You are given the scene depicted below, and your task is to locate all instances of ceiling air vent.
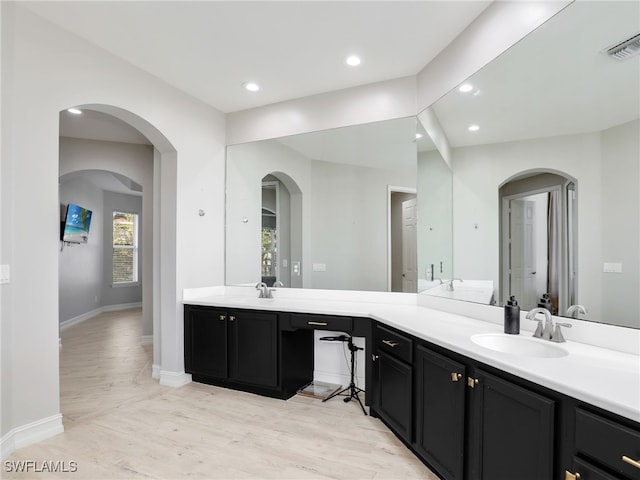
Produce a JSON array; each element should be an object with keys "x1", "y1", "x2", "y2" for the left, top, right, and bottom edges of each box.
[{"x1": 605, "y1": 32, "x2": 640, "y2": 61}]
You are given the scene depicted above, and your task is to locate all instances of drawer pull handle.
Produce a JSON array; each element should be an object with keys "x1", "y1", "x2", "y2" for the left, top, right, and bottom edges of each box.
[
  {"x1": 565, "y1": 471, "x2": 581, "y2": 480},
  {"x1": 382, "y1": 340, "x2": 399, "y2": 348},
  {"x1": 622, "y1": 455, "x2": 640, "y2": 469},
  {"x1": 308, "y1": 321, "x2": 328, "y2": 326},
  {"x1": 450, "y1": 372, "x2": 462, "y2": 382}
]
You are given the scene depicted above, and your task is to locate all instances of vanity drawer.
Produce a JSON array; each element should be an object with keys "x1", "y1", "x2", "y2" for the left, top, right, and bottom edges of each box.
[
  {"x1": 290, "y1": 313, "x2": 353, "y2": 333},
  {"x1": 567, "y1": 457, "x2": 622, "y2": 480},
  {"x1": 375, "y1": 325, "x2": 412, "y2": 363},
  {"x1": 575, "y1": 408, "x2": 640, "y2": 479}
]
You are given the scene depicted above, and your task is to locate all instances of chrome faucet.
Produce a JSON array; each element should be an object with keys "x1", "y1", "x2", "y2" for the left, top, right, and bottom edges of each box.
[
  {"x1": 526, "y1": 307, "x2": 571, "y2": 343},
  {"x1": 526, "y1": 307, "x2": 553, "y2": 340},
  {"x1": 255, "y1": 282, "x2": 272, "y2": 298},
  {"x1": 446, "y1": 278, "x2": 463, "y2": 291},
  {"x1": 273, "y1": 281, "x2": 284, "y2": 288},
  {"x1": 566, "y1": 304, "x2": 588, "y2": 319}
]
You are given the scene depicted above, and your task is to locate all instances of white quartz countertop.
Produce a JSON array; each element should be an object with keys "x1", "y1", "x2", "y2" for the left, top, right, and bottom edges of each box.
[{"x1": 183, "y1": 286, "x2": 640, "y2": 424}]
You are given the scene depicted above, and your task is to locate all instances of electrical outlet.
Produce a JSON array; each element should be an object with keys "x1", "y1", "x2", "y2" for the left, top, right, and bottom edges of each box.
[
  {"x1": 603, "y1": 262, "x2": 623, "y2": 273},
  {"x1": 0, "y1": 264, "x2": 10, "y2": 284}
]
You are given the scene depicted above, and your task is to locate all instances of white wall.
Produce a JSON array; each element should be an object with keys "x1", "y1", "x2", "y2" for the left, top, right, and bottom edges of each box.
[
  {"x1": 1, "y1": 4, "x2": 226, "y2": 449},
  {"x1": 227, "y1": 139, "x2": 415, "y2": 291},
  {"x1": 59, "y1": 178, "x2": 105, "y2": 323},
  {"x1": 309, "y1": 160, "x2": 415, "y2": 291},
  {"x1": 452, "y1": 121, "x2": 639, "y2": 328},
  {"x1": 417, "y1": 150, "x2": 453, "y2": 284},
  {"x1": 600, "y1": 120, "x2": 639, "y2": 328}
]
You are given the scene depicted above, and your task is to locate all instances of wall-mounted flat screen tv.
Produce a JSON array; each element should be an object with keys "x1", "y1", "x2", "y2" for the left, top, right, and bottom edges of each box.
[{"x1": 61, "y1": 203, "x2": 92, "y2": 243}]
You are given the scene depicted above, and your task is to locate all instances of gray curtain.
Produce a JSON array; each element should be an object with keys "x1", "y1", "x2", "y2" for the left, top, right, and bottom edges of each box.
[{"x1": 547, "y1": 190, "x2": 561, "y2": 314}]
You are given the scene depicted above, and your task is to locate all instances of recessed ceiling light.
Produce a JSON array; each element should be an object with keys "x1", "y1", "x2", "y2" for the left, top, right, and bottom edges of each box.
[
  {"x1": 468, "y1": 125, "x2": 480, "y2": 132},
  {"x1": 67, "y1": 108, "x2": 83, "y2": 115},
  {"x1": 459, "y1": 83, "x2": 473, "y2": 93},
  {"x1": 242, "y1": 82, "x2": 260, "y2": 92},
  {"x1": 415, "y1": 133, "x2": 423, "y2": 139},
  {"x1": 346, "y1": 55, "x2": 361, "y2": 67}
]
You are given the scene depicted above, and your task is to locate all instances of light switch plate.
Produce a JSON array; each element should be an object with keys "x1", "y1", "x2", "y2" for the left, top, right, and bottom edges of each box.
[
  {"x1": 0, "y1": 264, "x2": 10, "y2": 284},
  {"x1": 603, "y1": 262, "x2": 623, "y2": 273},
  {"x1": 312, "y1": 263, "x2": 327, "y2": 272}
]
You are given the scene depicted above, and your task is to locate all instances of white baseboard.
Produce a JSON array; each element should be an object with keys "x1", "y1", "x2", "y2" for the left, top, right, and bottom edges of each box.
[
  {"x1": 102, "y1": 302, "x2": 142, "y2": 313},
  {"x1": 1, "y1": 414, "x2": 64, "y2": 461},
  {"x1": 59, "y1": 302, "x2": 143, "y2": 332},
  {"x1": 140, "y1": 335, "x2": 153, "y2": 345},
  {"x1": 151, "y1": 364, "x2": 161, "y2": 379},
  {"x1": 159, "y1": 370, "x2": 191, "y2": 388}
]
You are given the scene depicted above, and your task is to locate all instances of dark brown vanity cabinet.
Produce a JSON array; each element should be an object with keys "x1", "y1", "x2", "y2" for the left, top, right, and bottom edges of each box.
[
  {"x1": 185, "y1": 306, "x2": 278, "y2": 387},
  {"x1": 567, "y1": 408, "x2": 640, "y2": 480},
  {"x1": 415, "y1": 345, "x2": 467, "y2": 480},
  {"x1": 414, "y1": 343, "x2": 555, "y2": 480},
  {"x1": 373, "y1": 325, "x2": 414, "y2": 444},
  {"x1": 467, "y1": 368, "x2": 555, "y2": 480},
  {"x1": 184, "y1": 305, "x2": 313, "y2": 398}
]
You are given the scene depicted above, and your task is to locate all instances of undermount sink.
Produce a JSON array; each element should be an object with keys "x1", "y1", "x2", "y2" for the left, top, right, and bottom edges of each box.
[{"x1": 471, "y1": 333, "x2": 568, "y2": 358}]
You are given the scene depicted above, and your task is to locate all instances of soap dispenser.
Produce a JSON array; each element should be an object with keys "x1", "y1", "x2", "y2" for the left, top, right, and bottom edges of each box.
[
  {"x1": 538, "y1": 293, "x2": 554, "y2": 314},
  {"x1": 504, "y1": 296, "x2": 520, "y2": 334}
]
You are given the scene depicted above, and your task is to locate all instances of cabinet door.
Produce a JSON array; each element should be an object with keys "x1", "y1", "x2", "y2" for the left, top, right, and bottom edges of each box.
[
  {"x1": 469, "y1": 368, "x2": 555, "y2": 480},
  {"x1": 377, "y1": 350, "x2": 413, "y2": 443},
  {"x1": 229, "y1": 311, "x2": 278, "y2": 388},
  {"x1": 415, "y1": 345, "x2": 466, "y2": 480},
  {"x1": 186, "y1": 307, "x2": 228, "y2": 379}
]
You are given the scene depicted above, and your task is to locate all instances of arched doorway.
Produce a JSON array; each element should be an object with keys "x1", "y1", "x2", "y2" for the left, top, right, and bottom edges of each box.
[
  {"x1": 59, "y1": 104, "x2": 178, "y2": 383},
  {"x1": 499, "y1": 170, "x2": 577, "y2": 314}
]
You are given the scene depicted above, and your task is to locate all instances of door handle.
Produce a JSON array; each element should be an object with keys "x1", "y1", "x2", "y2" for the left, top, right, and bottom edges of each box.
[
  {"x1": 565, "y1": 471, "x2": 581, "y2": 480},
  {"x1": 229, "y1": 315, "x2": 236, "y2": 322},
  {"x1": 450, "y1": 372, "x2": 462, "y2": 382},
  {"x1": 219, "y1": 314, "x2": 226, "y2": 321}
]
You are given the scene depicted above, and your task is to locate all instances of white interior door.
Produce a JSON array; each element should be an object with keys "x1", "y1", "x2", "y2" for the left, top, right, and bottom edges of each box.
[
  {"x1": 402, "y1": 198, "x2": 418, "y2": 293},
  {"x1": 510, "y1": 199, "x2": 537, "y2": 309}
]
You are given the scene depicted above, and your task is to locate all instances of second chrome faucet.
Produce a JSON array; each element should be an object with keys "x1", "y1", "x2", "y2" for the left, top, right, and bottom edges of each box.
[{"x1": 525, "y1": 307, "x2": 572, "y2": 343}]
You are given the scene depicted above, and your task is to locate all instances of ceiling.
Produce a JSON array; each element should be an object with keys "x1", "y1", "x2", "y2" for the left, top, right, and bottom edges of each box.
[
  {"x1": 59, "y1": 169, "x2": 143, "y2": 197},
  {"x1": 25, "y1": 1, "x2": 491, "y2": 114},
  {"x1": 274, "y1": 116, "x2": 420, "y2": 170},
  {"x1": 432, "y1": 0, "x2": 640, "y2": 147}
]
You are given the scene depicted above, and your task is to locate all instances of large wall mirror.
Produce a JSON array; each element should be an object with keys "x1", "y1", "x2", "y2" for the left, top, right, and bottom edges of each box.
[
  {"x1": 421, "y1": 0, "x2": 639, "y2": 329},
  {"x1": 226, "y1": 116, "x2": 452, "y2": 294}
]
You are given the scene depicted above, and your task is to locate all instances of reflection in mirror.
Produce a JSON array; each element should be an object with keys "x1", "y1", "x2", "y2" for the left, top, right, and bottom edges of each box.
[
  {"x1": 226, "y1": 118, "x2": 418, "y2": 292},
  {"x1": 416, "y1": 113, "x2": 453, "y2": 293},
  {"x1": 499, "y1": 171, "x2": 576, "y2": 315},
  {"x1": 421, "y1": 1, "x2": 639, "y2": 328}
]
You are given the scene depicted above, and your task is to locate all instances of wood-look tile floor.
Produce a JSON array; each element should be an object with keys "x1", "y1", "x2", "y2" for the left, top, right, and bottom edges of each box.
[{"x1": 4, "y1": 309, "x2": 438, "y2": 479}]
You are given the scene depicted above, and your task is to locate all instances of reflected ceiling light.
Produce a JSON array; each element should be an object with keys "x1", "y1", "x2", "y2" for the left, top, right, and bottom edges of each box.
[
  {"x1": 346, "y1": 55, "x2": 361, "y2": 66},
  {"x1": 459, "y1": 83, "x2": 473, "y2": 93},
  {"x1": 468, "y1": 125, "x2": 480, "y2": 132},
  {"x1": 415, "y1": 133, "x2": 423, "y2": 139},
  {"x1": 242, "y1": 82, "x2": 260, "y2": 92},
  {"x1": 67, "y1": 108, "x2": 83, "y2": 115}
]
